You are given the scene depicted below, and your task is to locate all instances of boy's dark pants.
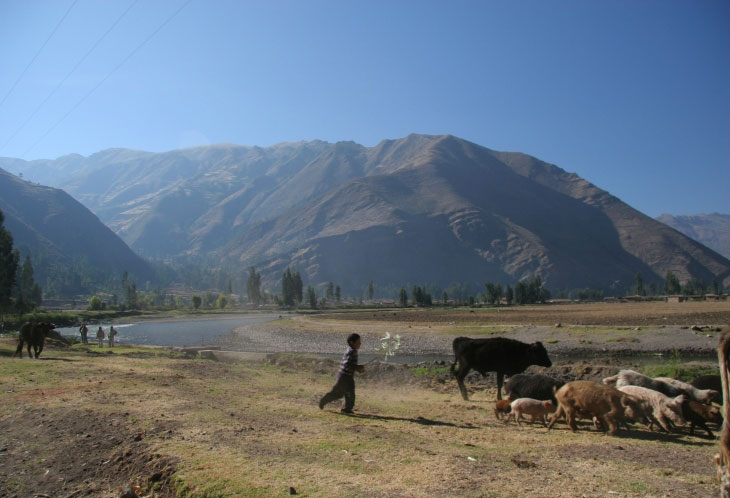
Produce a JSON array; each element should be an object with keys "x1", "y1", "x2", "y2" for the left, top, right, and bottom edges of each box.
[{"x1": 320, "y1": 374, "x2": 355, "y2": 410}]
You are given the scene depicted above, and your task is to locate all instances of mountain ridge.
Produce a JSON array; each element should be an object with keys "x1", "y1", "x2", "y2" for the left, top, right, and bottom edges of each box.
[{"x1": 4, "y1": 134, "x2": 729, "y2": 294}]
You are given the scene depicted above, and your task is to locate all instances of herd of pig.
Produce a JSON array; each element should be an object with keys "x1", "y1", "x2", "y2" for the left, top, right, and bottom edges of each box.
[{"x1": 493, "y1": 371, "x2": 723, "y2": 437}]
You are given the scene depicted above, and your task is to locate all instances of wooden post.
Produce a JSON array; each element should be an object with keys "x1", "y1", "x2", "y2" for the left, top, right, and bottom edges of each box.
[{"x1": 715, "y1": 331, "x2": 730, "y2": 496}]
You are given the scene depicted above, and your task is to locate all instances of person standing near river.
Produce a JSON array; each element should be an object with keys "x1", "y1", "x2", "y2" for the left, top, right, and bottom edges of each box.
[
  {"x1": 96, "y1": 326, "x2": 105, "y2": 348},
  {"x1": 108, "y1": 326, "x2": 117, "y2": 347},
  {"x1": 79, "y1": 322, "x2": 88, "y2": 344},
  {"x1": 319, "y1": 333, "x2": 365, "y2": 414}
]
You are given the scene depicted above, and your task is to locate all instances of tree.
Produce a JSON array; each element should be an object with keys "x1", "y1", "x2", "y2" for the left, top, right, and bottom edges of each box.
[
  {"x1": 307, "y1": 285, "x2": 317, "y2": 309},
  {"x1": 246, "y1": 266, "x2": 262, "y2": 305},
  {"x1": 505, "y1": 285, "x2": 514, "y2": 305},
  {"x1": 281, "y1": 268, "x2": 296, "y2": 307},
  {"x1": 191, "y1": 295, "x2": 202, "y2": 310},
  {"x1": 335, "y1": 284, "x2": 341, "y2": 302},
  {"x1": 684, "y1": 278, "x2": 707, "y2": 296},
  {"x1": 441, "y1": 290, "x2": 448, "y2": 305},
  {"x1": 712, "y1": 279, "x2": 721, "y2": 295},
  {"x1": 125, "y1": 279, "x2": 138, "y2": 309},
  {"x1": 664, "y1": 271, "x2": 681, "y2": 295},
  {"x1": 293, "y1": 271, "x2": 303, "y2": 304},
  {"x1": 648, "y1": 281, "x2": 657, "y2": 296},
  {"x1": 634, "y1": 272, "x2": 645, "y2": 296},
  {"x1": 514, "y1": 281, "x2": 528, "y2": 304},
  {"x1": 527, "y1": 276, "x2": 543, "y2": 303},
  {"x1": 398, "y1": 287, "x2": 408, "y2": 307},
  {"x1": 0, "y1": 209, "x2": 19, "y2": 316},
  {"x1": 368, "y1": 280, "x2": 374, "y2": 301},
  {"x1": 227, "y1": 279, "x2": 233, "y2": 295},
  {"x1": 88, "y1": 295, "x2": 103, "y2": 310},
  {"x1": 216, "y1": 294, "x2": 228, "y2": 309},
  {"x1": 485, "y1": 282, "x2": 503, "y2": 305},
  {"x1": 326, "y1": 281, "x2": 334, "y2": 300},
  {"x1": 17, "y1": 254, "x2": 41, "y2": 310}
]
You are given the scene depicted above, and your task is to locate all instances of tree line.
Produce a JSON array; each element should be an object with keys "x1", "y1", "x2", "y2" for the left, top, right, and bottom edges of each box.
[{"x1": 0, "y1": 209, "x2": 43, "y2": 318}]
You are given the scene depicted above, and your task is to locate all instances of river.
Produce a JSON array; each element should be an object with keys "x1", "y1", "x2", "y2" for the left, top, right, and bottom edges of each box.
[{"x1": 55, "y1": 314, "x2": 279, "y2": 347}]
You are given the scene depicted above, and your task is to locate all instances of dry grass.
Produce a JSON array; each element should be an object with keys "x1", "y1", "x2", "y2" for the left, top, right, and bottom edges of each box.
[
  {"x1": 0, "y1": 339, "x2": 721, "y2": 497},
  {"x1": 316, "y1": 301, "x2": 730, "y2": 327}
]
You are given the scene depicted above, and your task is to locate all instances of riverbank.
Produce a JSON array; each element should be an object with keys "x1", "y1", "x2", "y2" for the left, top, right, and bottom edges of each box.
[{"x1": 216, "y1": 306, "x2": 728, "y2": 358}]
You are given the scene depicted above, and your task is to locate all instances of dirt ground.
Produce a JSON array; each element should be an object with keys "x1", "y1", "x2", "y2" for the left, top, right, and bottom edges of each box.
[{"x1": 1, "y1": 302, "x2": 728, "y2": 497}]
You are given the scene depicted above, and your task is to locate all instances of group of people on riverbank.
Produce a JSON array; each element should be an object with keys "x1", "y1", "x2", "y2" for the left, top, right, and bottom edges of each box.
[{"x1": 78, "y1": 322, "x2": 117, "y2": 348}]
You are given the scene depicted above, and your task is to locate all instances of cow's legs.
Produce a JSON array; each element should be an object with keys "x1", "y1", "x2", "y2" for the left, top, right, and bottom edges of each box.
[
  {"x1": 27, "y1": 342, "x2": 32, "y2": 358},
  {"x1": 496, "y1": 372, "x2": 505, "y2": 400},
  {"x1": 14, "y1": 340, "x2": 24, "y2": 358},
  {"x1": 35, "y1": 340, "x2": 44, "y2": 358},
  {"x1": 454, "y1": 363, "x2": 471, "y2": 400}
]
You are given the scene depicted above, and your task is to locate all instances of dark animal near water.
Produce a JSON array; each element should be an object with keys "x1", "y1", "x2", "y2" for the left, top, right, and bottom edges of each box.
[
  {"x1": 451, "y1": 337, "x2": 552, "y2": 400},
  {"x1": 14, "y1": 321, "x2": 56, "y2": 358},
  {"x1": 504, "y1": 374, "x2": 565, "y2": 405}
]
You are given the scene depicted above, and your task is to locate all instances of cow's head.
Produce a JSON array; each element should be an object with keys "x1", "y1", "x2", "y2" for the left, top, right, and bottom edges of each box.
[
  {"x1": 37, "y1": 322, "x2": 56, "y2": 335},
  {"x1": 530, "y1": 341, "x2": 552, "y2": 368}
]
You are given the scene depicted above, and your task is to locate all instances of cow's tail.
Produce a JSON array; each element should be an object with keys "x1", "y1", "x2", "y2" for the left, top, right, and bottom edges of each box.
[{"x1": 450, "y1": 336, "x2": 466, "y2": 376}]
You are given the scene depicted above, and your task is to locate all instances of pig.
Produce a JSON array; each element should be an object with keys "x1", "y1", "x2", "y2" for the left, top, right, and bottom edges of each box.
[
  {"x1": 617, "y1": 385, "x2": 686, "y2": 432},
  {"x1": 547, "y1": 380, "x2": 648, "y2": 435},
  {"x1": 494, "y1": 399, "x2": 512, "y2": 420},
  {"x1": 690, "y1": 374, "x2": 721, "y2": 393},
  {"x1": 603, "y1": 370, "x2": 681, "y2": 396},
  {"x1": 505, "y1": 398, "x2": 555, "y2": 426},
  {"x1": 654, "y1": 377, "x2": 720, "y2": 404}
]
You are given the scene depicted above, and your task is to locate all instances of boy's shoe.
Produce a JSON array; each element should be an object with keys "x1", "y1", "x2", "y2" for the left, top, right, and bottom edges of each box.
[
  {"x1": 318, "y1": 399, "x2": 325, "y2": 410},
  {"x1": 340, "y1": 408, "x2": 354, "y2": 414}
]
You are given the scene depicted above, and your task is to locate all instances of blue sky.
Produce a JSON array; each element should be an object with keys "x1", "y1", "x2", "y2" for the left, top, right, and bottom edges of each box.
[{"x1": 0, "y1": 0, "x2": 728, "y2": 217}]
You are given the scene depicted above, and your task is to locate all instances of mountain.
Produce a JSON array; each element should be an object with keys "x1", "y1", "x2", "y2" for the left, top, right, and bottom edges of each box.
[
  {"x1": 0, "y1": 168, "x2": 152, "y2": 296},
  {"x1": 656, "y1": 213, "x2": 730, "y2": 260},
  {"x1": 4, "y1": 134, "x2": 729, "y2": 293}
]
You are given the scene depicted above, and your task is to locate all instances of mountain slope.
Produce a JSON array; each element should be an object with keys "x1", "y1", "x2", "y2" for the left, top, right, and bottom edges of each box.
[
  {"x1": 656, "y1": 213, "x2": 730, "y2": 260},
  {"x1": 0, "y1": 168, "x2": 152, "y2": 295},
  {"x1": 224, "y1": 135, "x2": 730, "y2": 291}
]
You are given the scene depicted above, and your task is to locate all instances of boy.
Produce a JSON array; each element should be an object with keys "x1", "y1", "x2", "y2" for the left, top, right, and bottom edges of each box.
[{"x1": 319, "y1": 333, "x2": 364, "y2": 414}]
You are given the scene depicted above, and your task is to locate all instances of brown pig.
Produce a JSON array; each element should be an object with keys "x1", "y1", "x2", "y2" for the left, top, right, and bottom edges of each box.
[{"x1": 547, "y1": 380, "x2": 648, "y2": 435}]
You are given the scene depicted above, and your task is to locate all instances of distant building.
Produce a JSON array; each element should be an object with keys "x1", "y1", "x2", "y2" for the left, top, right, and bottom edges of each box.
[{"x1": 666, "y1": 295, "x2": 685, "y2": 303}]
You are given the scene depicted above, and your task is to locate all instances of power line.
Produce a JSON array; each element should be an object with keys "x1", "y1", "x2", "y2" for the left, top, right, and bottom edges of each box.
[
  {"x1": 0, "y1": 0, "x2": 79, "y2": 111},
  {"x1": 22, "y1": 0, "x2": 194, "y2": 159},
  {"x1": 0, "y1": 0, "x2": 140, "y2": 154}
]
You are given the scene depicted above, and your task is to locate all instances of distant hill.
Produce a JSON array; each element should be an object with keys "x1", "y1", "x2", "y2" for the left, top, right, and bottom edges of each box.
[
  {"x1": 656, "y1": 213, "x2": 730, "y2": 260},
  {"x1": 0, "y1": 168, "x2": 152, "y2": 297},
  {"x1": 4, "y1": 135, "x2": 729, "y2": 294}
]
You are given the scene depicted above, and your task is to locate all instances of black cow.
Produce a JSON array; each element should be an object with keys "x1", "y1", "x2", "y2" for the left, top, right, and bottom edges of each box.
[
  {"x1": 14, "y1": 321, "x2": 56, "y2": 358},
  {"x1": 504, "y1": 373, "x2": 565, "y2": 405},
  {"x1": 451, "y1": 337, "x2": 552, "y2": 400}
]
